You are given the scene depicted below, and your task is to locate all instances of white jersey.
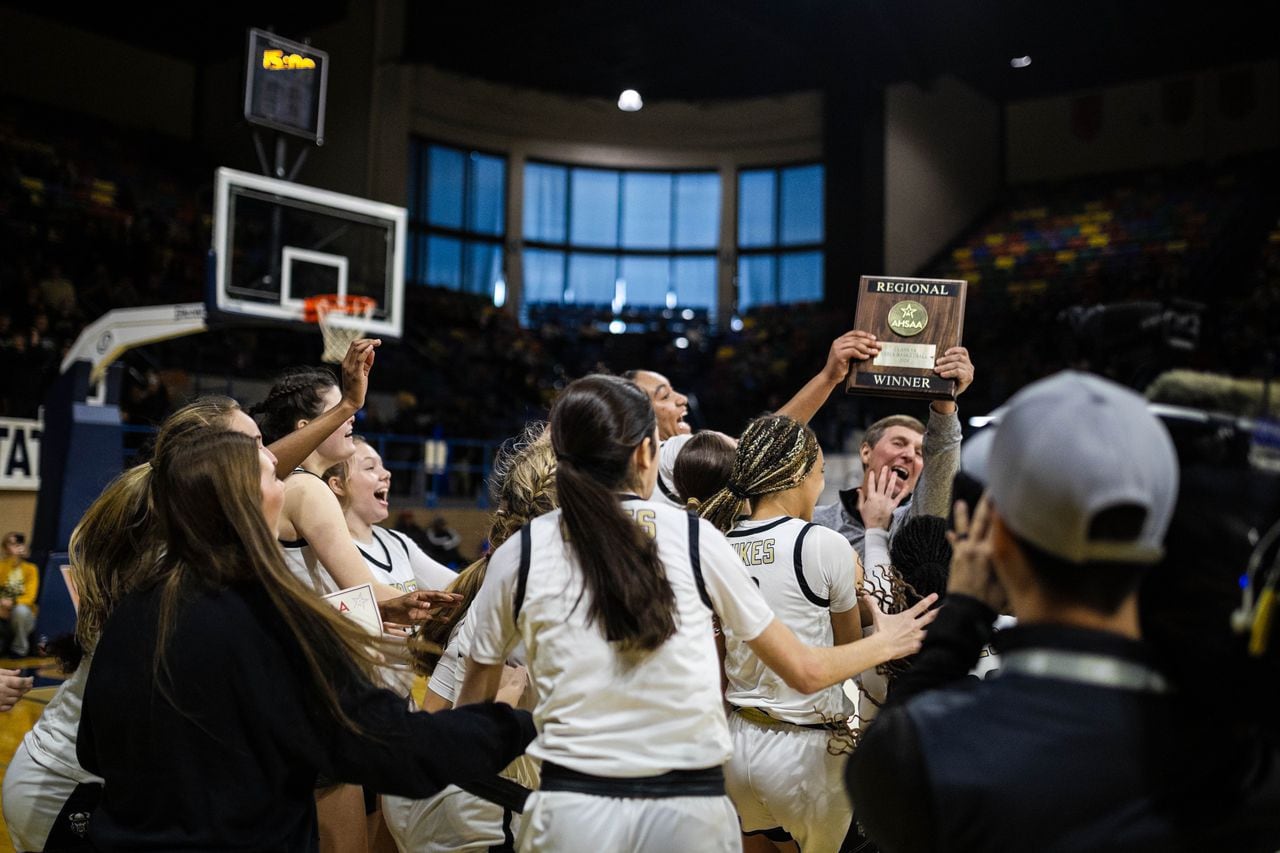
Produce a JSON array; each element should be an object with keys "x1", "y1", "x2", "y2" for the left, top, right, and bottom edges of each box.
[
  {"x1": 469, "y1": 496, "x2": 775, "y2": 777},
  {"x1": 429, "y1": 612, "x2": 529, "y2": 705},
  {"x1": 280, "y1": 469, "x2": 339, "y2": 595},
  {"x1": 17, "y1": 661, "x2": 100, "y2": 785},
  {"x1": 354, "y1": 526, "x2": 456, "y2": 592},
  {"x1": 651, "y1": 435, "x2": 694, "y2": 510},
  {"x1": 281, "y1": 540, "x2": 337, "y2": 595},
  {"x1": 723, "y1": 516, "x2": 859, "y2": 724}
]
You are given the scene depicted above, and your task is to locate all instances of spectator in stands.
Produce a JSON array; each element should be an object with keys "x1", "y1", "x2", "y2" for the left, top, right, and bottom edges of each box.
[
  {"x1": 122, "y1": 367, "x2": 170, "y2": 426},
  {"x1": 37, "y1": 262, "x2": 76, "y2": 319},
  {"x1": 394, "y1": 511, "x2": 431, "y2": 551},
  {"x1": 846, "y1": 371, "x2": 1280, "y2": 852},
  {"x1": 813, "y1": 345, "x2": 974, "y2": 561},
  {"x1": 0, "y1": 532, "x2": 39, "y2": 657},
  {"x1": 425, "y1": 517, "x2": 466, "y2": 568}
]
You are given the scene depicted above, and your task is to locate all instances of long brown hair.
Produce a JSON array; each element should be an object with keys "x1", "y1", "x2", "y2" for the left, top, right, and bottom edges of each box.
[
  {"x1": 71, "y1": 397, "x2": 243, "y2": 656},
  {"x1": 148, "y1": 428, "x2": 395, "y2": 732},
  {"x1": 673, "y1": 430, "x2": 737, "y2": 511},
  {"x1": 699, "y1": 415, "x2": 820, "y2": 533},
  {"x1": 552, "y1": 375, "x2": 676, "y2": 653},
  {"x1": 410, "y1": 423, "x2": 557, "y2": 674}
]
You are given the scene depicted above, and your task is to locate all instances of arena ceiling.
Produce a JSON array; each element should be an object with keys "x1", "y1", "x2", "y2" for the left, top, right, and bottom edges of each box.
[{"x1": 7, "y1": 0, "x2": 1278, "y2": 102}]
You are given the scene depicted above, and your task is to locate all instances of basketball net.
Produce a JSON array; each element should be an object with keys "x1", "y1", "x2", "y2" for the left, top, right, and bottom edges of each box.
[{"x1": 304, "y1": 295, "x2": 377, "y2": 363}]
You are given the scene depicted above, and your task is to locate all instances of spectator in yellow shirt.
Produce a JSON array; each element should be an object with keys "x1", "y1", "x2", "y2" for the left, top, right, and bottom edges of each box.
[{"x1": 1, "y1": 532, "x2": 39, "y2": 657}]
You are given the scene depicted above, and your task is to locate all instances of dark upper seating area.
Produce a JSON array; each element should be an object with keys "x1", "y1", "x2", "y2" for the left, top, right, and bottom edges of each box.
[
  {"x1": 0, "y1": 99, "x2": 208, "y2": 416},
  {"x1": 924, "y1": 155, "x2": 1280, "y2": 412}
]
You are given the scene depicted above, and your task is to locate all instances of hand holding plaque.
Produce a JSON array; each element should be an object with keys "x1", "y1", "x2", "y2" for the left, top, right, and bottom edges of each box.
[{"x1": 845, "y1": 275, "x2": 968, "y2": 400}]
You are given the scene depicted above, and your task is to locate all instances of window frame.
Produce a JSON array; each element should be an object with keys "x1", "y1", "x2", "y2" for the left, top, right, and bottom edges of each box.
[
  {"x1": 407, "y1": 137, "x2": 508, "y2": 294},
  {"x1": 521, "y1": 159, "x2": 722, "y2": 313},
  {"x1": 735, "y1": 160, "x2": 826, "y2": 310}
]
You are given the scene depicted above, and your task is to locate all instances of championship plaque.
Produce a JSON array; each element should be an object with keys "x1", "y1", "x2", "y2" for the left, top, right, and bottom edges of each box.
[{"x1": 845, "y1": 275, "x2": 967, "y2": 400}]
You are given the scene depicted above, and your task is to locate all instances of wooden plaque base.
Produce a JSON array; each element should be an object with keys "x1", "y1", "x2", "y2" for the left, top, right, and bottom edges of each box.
[{"x1": 845, "y1": 275, "x2": 968, "y2": 400}]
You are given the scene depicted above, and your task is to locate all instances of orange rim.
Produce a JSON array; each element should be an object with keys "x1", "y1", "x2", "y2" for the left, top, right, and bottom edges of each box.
[{"x1": 302, "y1": 294, "x2": 378, "y2": 324}]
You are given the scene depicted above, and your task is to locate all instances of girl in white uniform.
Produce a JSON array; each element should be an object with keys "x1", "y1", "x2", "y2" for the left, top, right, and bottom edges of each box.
[
  {"x1": 700, "y1": 415, "x2": 865, "y2": 853},
  {"x1": 253, "y1": 363, "x2": 452, "y2": 618},
  {"x1": 456, "y1": 375, "x2": 938, "y2": 853},
  {"x1": 325, "y1": 438, "x2": 457, "y2": 596}
]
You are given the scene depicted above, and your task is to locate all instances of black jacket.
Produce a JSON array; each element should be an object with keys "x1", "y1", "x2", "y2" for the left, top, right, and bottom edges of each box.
[
  {"x1": 79, "y1": 581, "x2": 535, "y2": 852},
  {"x1": 846, "y1": 596, "x2": 1280, "y2": 853}
]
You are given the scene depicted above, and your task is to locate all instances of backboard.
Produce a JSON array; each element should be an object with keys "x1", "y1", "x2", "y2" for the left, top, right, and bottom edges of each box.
[{"x1": 211, "y1": 167, "x2": 404, "y2": 339}]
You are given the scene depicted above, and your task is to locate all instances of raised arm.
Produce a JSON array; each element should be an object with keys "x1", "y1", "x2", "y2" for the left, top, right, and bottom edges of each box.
[
  {"x1": 900, "y1": 347, "x2": 973, "y2": 522},
  {"x1": 775, "y1": 331, "x2": 880, "y2": 424},
  {"x1": 266, "y1": 338, "x2": 380, "y2": 477}
]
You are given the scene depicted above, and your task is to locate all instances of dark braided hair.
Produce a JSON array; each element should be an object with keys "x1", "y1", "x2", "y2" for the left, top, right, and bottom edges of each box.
[
  {"x1": 889, "y1": 515, "x2": 952, "y2": 602},
  {"x1": 859, "y1": 515, "x2": 953, "y2": 689},
  {"x1": 699, "y1": 415, "x2": 819, "y2": 533},
  {"x1": 250, "y1": 366, "x2": 339, "y2": 445}
]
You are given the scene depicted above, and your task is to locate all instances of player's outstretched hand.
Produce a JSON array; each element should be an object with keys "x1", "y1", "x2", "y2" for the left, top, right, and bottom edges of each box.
[
  {"x1": 858, "y1": 466, "x2": 909, "y2": 530},
  {"x1": 869, "y1": 593, "x2": 939, "y2": 660},
  {"x1": 0, "y1": 668, "x2": 34, "y2": 712},
  {"x1": 378, "y1": 589, "x2": 462, "y2": 625},
  {"x1": 823, "y1": 331, "x2": 881, "y2": 383},
  {"x1": 934, "y1": 346, "x2": 974, "y2": 397},
  {"x1": 340, "y1": 338, "x2": 382, "y2": 410}
]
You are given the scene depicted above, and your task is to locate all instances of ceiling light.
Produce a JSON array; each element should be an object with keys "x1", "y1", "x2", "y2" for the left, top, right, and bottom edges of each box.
[
  {"x1": 609, "y1": 319, "x2": 627, "y2": 334},
  {"x1": 1010, "y1": 56, "x2": 1032, "y2": 69},
  {"x1": 674, "y1": 336, "x2": 690, "y2": 350},
  {"x1": 618, "y1": 89, "x2": 643, "y2": 111}
]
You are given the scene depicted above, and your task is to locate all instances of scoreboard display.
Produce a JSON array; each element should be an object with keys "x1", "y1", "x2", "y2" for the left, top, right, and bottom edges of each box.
[{"x1": 243, "y1": 28, "x2": 329, "y2": 144}]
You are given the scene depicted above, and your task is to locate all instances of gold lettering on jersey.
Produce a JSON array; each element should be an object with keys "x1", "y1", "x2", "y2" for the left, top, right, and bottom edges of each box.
[
  {"x1": 624, "y1": 508, "x2": 658, "y2": 539},
  {"x1": 732, "y1": 539, "x2": 775, "y2": 566}
]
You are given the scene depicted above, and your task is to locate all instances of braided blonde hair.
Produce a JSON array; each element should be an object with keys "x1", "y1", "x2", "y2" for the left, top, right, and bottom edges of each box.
[{"x1": 699, "y1": 415, "x2": 820, "y2": 533}]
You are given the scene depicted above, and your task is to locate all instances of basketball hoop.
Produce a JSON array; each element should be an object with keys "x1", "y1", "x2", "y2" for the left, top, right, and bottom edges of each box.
[{"x1": 303, "y1": 294, "x2": 377, "y2": 363}]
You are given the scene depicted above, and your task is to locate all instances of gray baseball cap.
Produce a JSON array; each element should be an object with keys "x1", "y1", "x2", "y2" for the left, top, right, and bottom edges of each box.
[{"x1": 987, "y1": 371, "x2": 1178, "y2": 565}]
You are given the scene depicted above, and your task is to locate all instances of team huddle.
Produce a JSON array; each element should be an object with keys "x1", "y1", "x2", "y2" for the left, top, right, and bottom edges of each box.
[{"x1": 6, "y1": 330, "x2": 1280, "y2": 853}]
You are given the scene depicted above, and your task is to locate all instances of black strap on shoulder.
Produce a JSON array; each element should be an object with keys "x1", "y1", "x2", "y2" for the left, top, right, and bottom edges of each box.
[
  {"x1": 687, "y1": 512, "x2": 713, "y2": 612},
  {"x1": 656, "y1": 474, "x2": 681, "y2": 505},
  {"x1": 512, "y1": 524, "x2": 533, "y2": 621},
  {"x1": 289, "y1": 466, "x2": 326, "y2": 482},
  {"x1": 384, "y1": 528, "x2": 412, "y2": 560},
  {"x1": 793, "y1": 522, "x2": 830, "y2": 608},
  {"x1": 725, "y1": 516, "x2": 791, "y2": 538}
]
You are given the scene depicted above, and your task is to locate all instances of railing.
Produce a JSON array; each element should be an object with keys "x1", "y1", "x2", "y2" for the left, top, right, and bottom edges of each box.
[{"x1": 121, "y1": 424, "x2": 503, "y2": 508}]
